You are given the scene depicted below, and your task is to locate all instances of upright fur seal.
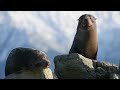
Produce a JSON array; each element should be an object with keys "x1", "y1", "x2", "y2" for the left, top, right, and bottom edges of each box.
[{"x1": 69, "y1": 14, "x2": 98, "y2": 60}]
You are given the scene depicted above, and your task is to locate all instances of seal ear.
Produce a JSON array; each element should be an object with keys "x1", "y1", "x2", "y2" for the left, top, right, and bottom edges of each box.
[
  {"x1": 93, "y1": 17, "x2": 97, "y2": 20},
  {"x1": 77, "y1": 18, "x2": 81, "y2": 22}
]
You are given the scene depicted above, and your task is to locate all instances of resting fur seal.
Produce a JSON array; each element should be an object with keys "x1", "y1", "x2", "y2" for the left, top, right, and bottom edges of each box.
[
  {"x1": 5, "y1": 48, "x2": 50, "y2": 76},
  {"x1": 69, "y1": 14, "x2": 98, "y2": 60}
]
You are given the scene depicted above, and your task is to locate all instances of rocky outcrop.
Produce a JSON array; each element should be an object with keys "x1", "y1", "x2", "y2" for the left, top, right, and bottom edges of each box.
[
  {"x1": 5, "y1": 48, "x2": 57, "y2": 79},
  {"x1": 54, "y1": 53, "x2": 120, "y2": 79}
]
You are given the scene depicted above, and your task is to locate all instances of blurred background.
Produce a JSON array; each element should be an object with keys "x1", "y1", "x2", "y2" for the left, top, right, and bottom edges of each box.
[{"x1": 0, "y1": 11, "x2": 120, "y2": 79}]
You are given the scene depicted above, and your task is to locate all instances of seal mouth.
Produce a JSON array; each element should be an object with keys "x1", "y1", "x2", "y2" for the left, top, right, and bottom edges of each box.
[{"x1": 82, "y1": 23, "x2": 93, "y2": 29}]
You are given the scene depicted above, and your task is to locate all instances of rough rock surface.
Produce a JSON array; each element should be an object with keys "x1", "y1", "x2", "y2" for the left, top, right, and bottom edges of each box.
[{"x1": 54, "y1": 53, "x2": 120, "y2": 79}]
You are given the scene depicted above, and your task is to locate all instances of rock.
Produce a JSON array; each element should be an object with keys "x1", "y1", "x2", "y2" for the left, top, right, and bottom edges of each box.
[
  {"x1": 5, "y1": 47, "x2": 55, "y2": 79},
  {"x1": 109, "y1": 73, "x2": 119, "y2": 79},
  {"x1": 54, "y1": 53, "x2": 96, "y2": 79},
  {"x1": 54, "y1": 53, "x2": 120, "y2": 79},
  {"x1": 93, "y1": 60, "x2": 119, "y2": 79},
  {"x1": 93, "y1": 60, "x2": 119, "y2": 72},
  {"x1": 95, "y1": 67, "x2": 108, "y2": 79}
]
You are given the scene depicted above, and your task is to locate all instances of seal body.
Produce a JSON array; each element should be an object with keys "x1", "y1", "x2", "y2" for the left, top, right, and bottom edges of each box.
[
  {"x1": 69, "y1": 14, "x2": 98, "y2": 60},
  {"x1": 5, "y1": 47, "x2": 50, "y2": 76}
]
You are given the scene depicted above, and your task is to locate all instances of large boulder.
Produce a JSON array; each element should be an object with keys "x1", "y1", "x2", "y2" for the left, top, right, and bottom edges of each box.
[
  {"x1": 54, "y1": 53, "x2": 120, "y2": 79},
  {"x1": 5, "y1": 47, "x2": 57, "y2": 79}
]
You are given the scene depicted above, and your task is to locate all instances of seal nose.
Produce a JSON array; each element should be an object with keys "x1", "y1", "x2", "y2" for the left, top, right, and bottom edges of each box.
[{"x1": 85, "y1": 18, "x2": 93, "y2": 27}]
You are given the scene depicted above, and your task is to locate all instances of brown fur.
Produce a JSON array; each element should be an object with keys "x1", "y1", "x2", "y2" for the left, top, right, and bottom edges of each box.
[
  {"x1": 5, "y1": 48, "x2": 50, "y2": 76},
  {"x1": 69, "y1": 14, "x2": 98, "y2": 60}
]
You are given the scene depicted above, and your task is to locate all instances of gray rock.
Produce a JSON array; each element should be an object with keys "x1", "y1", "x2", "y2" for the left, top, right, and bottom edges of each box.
[
  {"x1": 94, "y1": 60, "x2": 119, "y2": 72},
  {"x1": 95, "y1": 67, "x2": 108, "y2": 79},
  {"x1": 54, "y1": 53, "x2": 120, "y2": 79},
  {"x1": 54, "y1": 53, "x2": 96, "y2": 79},
  {"x1": 109, "y1": 73, "x2": 119, "y2": 79}
]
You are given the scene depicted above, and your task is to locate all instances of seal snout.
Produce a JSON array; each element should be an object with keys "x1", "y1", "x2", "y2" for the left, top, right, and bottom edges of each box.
[
  {"x1": 34, "y1": 60, "x2": 50, "y2": 69},
  {"x1": 85, "y1": 18, "x2": 93, "y2": 27}
]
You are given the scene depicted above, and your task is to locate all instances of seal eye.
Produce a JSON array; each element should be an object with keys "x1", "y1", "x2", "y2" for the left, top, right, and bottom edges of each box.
[
  {"x1": 35, "y1": 63, "x2": 41, "y2": 67},
  {"x1": 90, "y1": 17, "x2": 96, "y2": 23}
]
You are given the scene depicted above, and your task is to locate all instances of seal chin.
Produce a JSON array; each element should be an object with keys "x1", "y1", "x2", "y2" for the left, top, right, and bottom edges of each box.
[
  {"x1": 85, "y1": 25, "x2": 92, "y2": 28},
  {"x1": 82, "y1": 25, "x2": 93, "y2": 30}
]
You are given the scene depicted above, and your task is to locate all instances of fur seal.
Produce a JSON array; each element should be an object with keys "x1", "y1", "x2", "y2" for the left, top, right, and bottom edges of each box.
[
  {"x1": 69, "y1": 14, "x2": 98, "y2": 60},
  {"x1": 5, "y1": 47, "x2": 50, "y2": 76}
]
